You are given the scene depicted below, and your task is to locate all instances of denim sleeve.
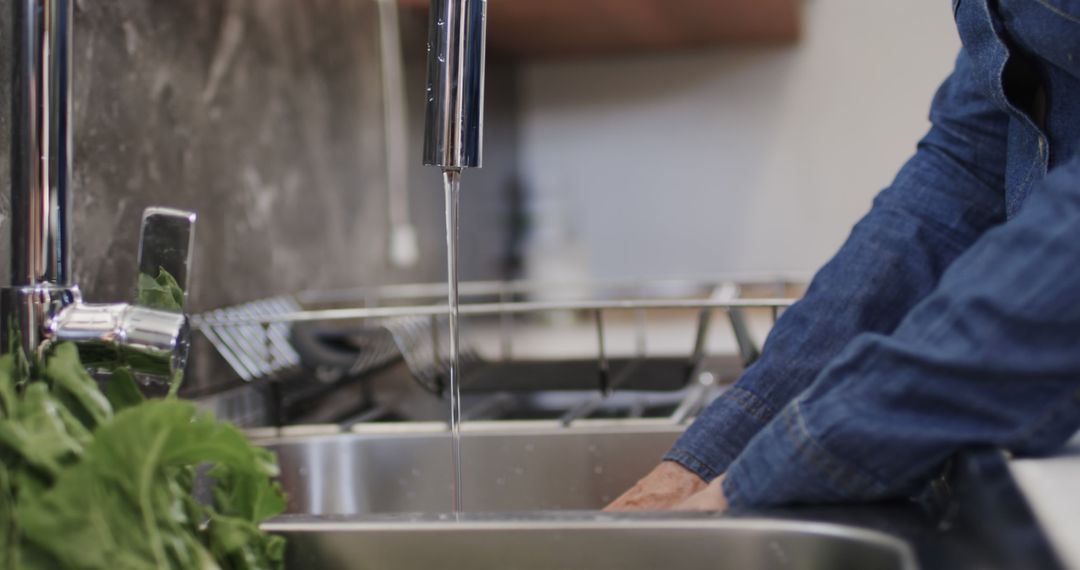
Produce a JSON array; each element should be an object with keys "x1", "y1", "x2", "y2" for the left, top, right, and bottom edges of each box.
[
  {"x1": 724, "y1": 155, "x2": 1080, "y2": 507},
  {"x1": 664, "y1": 48, "x2": 1009, "y2": 481}
]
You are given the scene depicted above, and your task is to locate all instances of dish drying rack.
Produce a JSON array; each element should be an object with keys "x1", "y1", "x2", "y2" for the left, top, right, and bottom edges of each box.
[{"x1": 192, "y1": 277, "x2": 803, "y2": 427}]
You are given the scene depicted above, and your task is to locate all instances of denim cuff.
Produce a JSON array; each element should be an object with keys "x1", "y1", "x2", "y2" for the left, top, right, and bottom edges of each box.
[
  {"x1": 722, "y1": 403, "x2": 887, "y2": 508},
  {"x1": 662, "y1": 387, "x2": 778, "y2": 482}
]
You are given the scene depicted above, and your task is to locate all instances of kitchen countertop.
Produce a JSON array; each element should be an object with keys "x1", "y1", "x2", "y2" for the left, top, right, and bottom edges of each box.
[
  {"x1": 1010, "y1": 435, "x2": 1080, "y2": 570},
  {"x1": 728, "y1": 449, "x2": 1064, "y2": 570}
]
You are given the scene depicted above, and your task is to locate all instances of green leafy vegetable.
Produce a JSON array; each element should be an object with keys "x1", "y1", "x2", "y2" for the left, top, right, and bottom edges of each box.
[
  {"x1": 136, "y1": 267, "x2": 188, "y2": 397},
  {"x1": 0, "y1": 343, "x2": 285, "y2": 569},
  {"x1": 138, "y1": 267, "x2": 185, "y2": 312},
  {"x1": 76, "y1": 267, "x2": 185, "y2": 381},
  {"x1": 104, "y1": 367, "x2": 145, "y2": 413}
]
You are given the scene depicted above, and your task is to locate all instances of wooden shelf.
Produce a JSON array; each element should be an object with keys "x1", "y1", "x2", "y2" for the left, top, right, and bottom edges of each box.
[{"x1": 399, "y1": 0, "x2": 801, "y2": 59}]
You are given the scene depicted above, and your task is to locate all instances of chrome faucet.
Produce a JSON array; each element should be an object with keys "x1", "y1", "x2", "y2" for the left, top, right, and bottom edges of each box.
[
  {"x1": 1, "y1": 0, "x2": 195, "y2": 380},
  {"x1": 423, "y1": 0, "x2": 487, "y2": 171}
]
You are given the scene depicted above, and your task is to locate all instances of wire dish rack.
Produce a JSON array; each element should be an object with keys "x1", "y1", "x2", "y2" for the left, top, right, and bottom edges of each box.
[{"x1": 192, "y1": 276, "x2": 804, "y2": 427}]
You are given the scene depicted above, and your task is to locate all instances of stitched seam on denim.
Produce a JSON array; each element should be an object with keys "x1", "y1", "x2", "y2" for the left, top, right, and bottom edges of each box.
[
  {"x1": 1015, "y1": 137, "x2": 1043, "y2": 209},
  {"x1": 988, "y1": 1, "x2": 1009, "y2": 110},
  {"x1": 664, "y1": 448, "x2": 722, "y2": 481},
  {"x1": 980, "y1": 1, "x2": 1045, "y2": 140},
  {"x1": 984, "y1": 0, "x2": 1049, "y2": 140},
  {"x1": 669, "y1": 426, "x2": 745, "y2": 477},
  {"x1": 1033, "y1": 0, "x2": 1080, "y2": 25},
  {"x1": 784, "y1": 402, "x2": 887, "y2": 498},
  {"x1": 723, "y1": 387, "x2": 777, "y2": 425}
]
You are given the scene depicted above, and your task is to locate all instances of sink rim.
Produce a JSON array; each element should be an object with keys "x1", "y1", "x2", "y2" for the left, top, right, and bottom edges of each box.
[
  {"x1": 250, "y1": 418, "x2": 686, "y2": 444},
  {"x1": 264, "y1": 514, "x2": 919, "y2": 570}
]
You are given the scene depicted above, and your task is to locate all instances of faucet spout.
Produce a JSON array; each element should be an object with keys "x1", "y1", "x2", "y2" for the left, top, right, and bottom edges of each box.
[{"x1": 423, "y1": 0, "x2": 488, "y2": 170}]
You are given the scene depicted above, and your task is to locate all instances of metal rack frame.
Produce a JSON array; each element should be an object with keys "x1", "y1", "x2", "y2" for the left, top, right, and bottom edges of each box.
[{"x1": 193, "y1": 278, "x2": 802, "y2": 427}]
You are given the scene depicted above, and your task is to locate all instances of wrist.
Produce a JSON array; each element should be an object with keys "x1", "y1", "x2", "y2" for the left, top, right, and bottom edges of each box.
[{"x1": 658, "y1": 460, "x2": 709, "y2": 492}]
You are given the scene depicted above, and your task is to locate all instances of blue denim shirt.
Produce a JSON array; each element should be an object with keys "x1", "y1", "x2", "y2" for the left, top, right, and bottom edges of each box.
[{"x1": 666, "y1": 0, "x2": 1080, "y2": 507}]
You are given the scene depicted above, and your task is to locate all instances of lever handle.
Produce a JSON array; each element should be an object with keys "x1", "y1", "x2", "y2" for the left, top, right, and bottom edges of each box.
[
  {"x1": 46, "y1": 207, "x2": 197, "y2": 383},
  {"x1": 53, "y1": 302, "x2": 190, "y2": 380},
  {"x1": 135, "y1": 207, "x2": 197, "y2": 311}
]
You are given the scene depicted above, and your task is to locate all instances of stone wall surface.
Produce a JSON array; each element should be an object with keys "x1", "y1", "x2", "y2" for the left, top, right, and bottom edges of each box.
[{"x1": 0, "y1": 1, "x2": 519, "y2": 395}]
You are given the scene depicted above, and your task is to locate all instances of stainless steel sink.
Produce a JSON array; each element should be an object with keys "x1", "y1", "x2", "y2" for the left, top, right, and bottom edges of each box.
[
  {"x1": 264, "y1": 515, "x2": 919, "y2": 570},
  {"x1": 260, "y1": 421, "x2": 683, "y2": 514},
  {"x1": 258, "y1": 422, "x2": 920, "y2": 569}
]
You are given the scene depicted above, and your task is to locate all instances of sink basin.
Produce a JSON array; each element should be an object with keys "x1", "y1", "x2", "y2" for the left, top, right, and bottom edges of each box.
[
  {"x1": 264, "y1": 515, "x2": 919, "y2": 570},
  {"x1": 261, "y1": 421, "x2": 683, "y2": 514},
  {"x1": 259, "y1": 423, "x2": 919, "y2": 570}
]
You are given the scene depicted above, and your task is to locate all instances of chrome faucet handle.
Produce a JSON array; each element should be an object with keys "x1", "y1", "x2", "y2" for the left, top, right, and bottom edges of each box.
[
  {"x1": 135, "y1": 207, "x2": 197, "y2": 311},
  {"x1": 119, "y1": 207, "x2": 197, "y2": 380},
  {"x1": 53, "y1": 207, "x2": 197, "y2": 382}
]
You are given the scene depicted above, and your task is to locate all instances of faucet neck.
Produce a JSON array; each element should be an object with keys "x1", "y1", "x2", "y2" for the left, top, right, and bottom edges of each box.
[
  {"x1": 422, "y1": 0, "x2": 487, "y2": 170},
  {"x1": 11, "y1": 0, "x2": 73, "y2": 287}
]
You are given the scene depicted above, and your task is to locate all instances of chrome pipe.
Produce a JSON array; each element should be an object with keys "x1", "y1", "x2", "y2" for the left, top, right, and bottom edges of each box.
[
  {"x1": 422, "y1": 0, "x2": 487, "y2": 169},
  {"x1": 3, "y1": 1, "x2": 196, "y2": 382},
  {"x1": 11, "y1": 0, "x2": 72, "y2": 286}
]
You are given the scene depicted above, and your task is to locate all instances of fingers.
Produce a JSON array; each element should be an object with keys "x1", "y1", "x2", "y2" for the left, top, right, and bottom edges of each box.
[
  {"x1": 602, "y1": 461, "x2": 711, "y2": 512},
  {"x1": 671, "y1": 475, "x2": 728, "y2": 512}
]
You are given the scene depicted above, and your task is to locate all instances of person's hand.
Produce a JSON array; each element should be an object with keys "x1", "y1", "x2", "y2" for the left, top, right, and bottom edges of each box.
[
  {"x1": 672, "y1": 474, "x2": 728, "y2": 512},
  {"x1": 603, "y1": 461, "x2": 708, "y2": 512}
]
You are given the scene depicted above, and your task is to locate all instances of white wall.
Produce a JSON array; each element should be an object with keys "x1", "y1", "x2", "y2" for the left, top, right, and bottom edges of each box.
[{"x1": 519, "y1": 1, "x2": 962, "y2": 281}]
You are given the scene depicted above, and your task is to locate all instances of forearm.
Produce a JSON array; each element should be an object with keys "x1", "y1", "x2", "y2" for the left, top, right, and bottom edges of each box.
[
  {"x1": 666, "y1": 48, "x2": 1009, "y2": 481},
  {"x1": 724, "y1": 157, "x2": 1080, "y2": 507},
  {"x1": 667, "y1": 143, "x2": 1006, "y2": 479}
]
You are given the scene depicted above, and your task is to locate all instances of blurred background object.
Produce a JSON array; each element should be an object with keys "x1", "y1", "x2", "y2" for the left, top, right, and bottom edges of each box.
[
  {"x1": 0, "y1": 0, "x2": 959, "y2": 405},
  {"x1": 0, "y1": 0, "x2": 520, "y2": 400},
  {"x1": 511, "y1": 1, "x2": 960, "y2": 281},
  {"x1": 398, "y1": 0, "x2": 801, "y2": 57}
]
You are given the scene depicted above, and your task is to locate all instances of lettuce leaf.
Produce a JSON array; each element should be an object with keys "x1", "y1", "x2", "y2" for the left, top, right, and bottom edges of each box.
[
  {"x1": 105, "y1": 367, "x2": 146, "y2": 413},
  {"x1": 0, "y1": 344, "x2": 285, "y2": 569},
  {"x1": 137, "y1": 268, "x2": 185, "y2": 312}
]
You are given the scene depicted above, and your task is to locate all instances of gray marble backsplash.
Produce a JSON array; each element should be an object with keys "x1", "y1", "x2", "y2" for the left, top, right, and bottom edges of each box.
[{"x1": 0, "y1": 0, "x2": 520, "y2": 395}]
